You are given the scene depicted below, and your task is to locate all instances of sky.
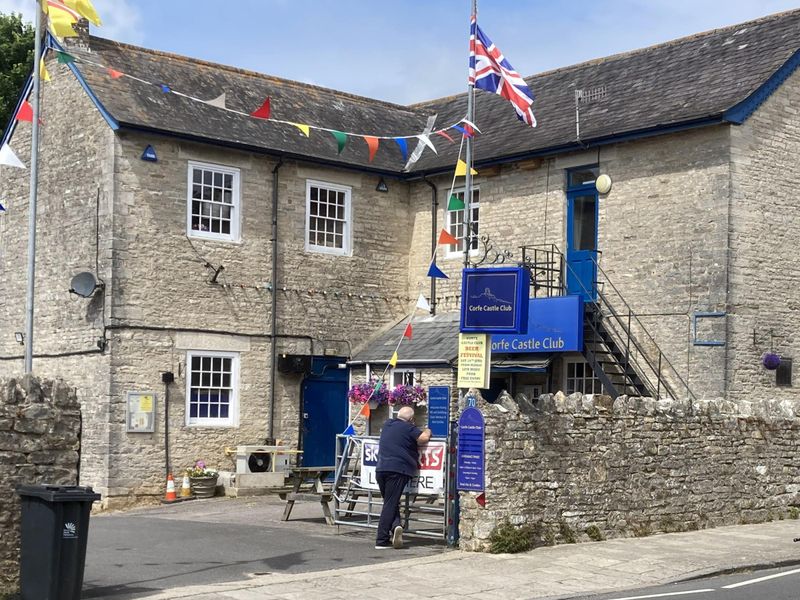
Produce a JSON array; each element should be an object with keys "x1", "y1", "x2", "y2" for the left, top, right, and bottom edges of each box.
[{"x1": 1, "y1": 0, "x2": 798, "y2": 104}]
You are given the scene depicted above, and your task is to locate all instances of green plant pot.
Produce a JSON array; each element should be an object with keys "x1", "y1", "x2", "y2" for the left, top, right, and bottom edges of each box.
[{"x1": 190, "y1": 476, "x2": 218, "y2": 498}]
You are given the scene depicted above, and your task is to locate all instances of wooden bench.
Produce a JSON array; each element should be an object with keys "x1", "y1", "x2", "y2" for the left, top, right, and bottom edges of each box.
[{"x1": 280, "y1": 466, "x2": 335, "y2": 526}]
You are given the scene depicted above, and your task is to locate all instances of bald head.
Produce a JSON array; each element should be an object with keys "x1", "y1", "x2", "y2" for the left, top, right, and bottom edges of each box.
[{"x1": 397, "y1": 406, "x2": 415, "y2": 422}]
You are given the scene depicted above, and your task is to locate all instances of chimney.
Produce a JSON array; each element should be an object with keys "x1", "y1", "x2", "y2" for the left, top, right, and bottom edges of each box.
[{"x1": 63, "y1": 18, "x2": 91, "y2": 53}]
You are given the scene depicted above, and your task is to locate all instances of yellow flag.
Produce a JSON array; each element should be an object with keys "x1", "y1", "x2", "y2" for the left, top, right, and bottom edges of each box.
[
  {"x1": 455, "y1": 159, "x2": 478, "y2": 177},
  {"x1": 47, "y1": 2, "x2": 80, "y2": 38},
  {"x1": 389, "y1": 351, "x2": 398, "y2": 368},
  {"x1": 40, "y1": 0, "x2": 48, "y2": 14},
  {"x1": 39, "y1": 58, "x2": 51, "y2": 82},
  {"x1": 291, "y1": 123, "x2": 310, "y2": 137},
  {"x1": 62, "y1": 0, "x2": 101, "y2": 25}
]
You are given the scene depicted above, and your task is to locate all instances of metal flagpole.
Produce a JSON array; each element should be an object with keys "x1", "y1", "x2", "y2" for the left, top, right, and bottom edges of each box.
[
  {"x1": 463, "y1": 0, "x2": 477, "y2": 269},
  {"x1": 24, "y1": 2, "x2": 44, "y2": 374}
]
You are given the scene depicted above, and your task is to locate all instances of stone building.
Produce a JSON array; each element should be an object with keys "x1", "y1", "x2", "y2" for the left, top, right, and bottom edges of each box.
[{"x1": 0, "y1": 10, "x2": 798, "y2": 505}]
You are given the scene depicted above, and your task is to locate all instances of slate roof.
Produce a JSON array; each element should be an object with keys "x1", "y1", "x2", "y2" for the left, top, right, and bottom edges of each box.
[{"x1": 65, "y1": 9, "x2": 799, "y2": 175}]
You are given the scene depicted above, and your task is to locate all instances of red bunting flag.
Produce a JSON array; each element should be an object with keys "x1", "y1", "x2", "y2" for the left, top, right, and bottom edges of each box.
[
  {"x1": 403, "y1": 323, "x2": 413, "y2": 339},
  {"x1": 107, "y1": 68, "x2": 124, "y2": 79},
  {"x1": 15, "y1": 101, "x2": 33, "y2": 122},
  {"x1": 435, "y1": 130, "x2": 456, "y2": 143},
  {"x1": 363, "y1": 136, "x2": 379, "y2": 162},
  {"x1": 251, "y1": 97, "x2": 271, "y2": 119},
  {"x1": 437, "y1": 228, "x2": 459, "y2": 246}
]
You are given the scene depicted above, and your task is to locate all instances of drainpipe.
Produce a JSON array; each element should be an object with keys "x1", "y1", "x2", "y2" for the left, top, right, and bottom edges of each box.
[
  {"x1": 423, "y1": 177, "x2": 438, "y2": 315},
  {"x1": 268, "y1": 157, "x2": 284, "y2": 444}
]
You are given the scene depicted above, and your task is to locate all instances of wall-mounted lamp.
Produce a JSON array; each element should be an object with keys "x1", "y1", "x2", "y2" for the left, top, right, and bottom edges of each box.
[
  {"x1": 595, "y1": 174, "x2": 612, "y2": 194},
  {"x1": 14, "y1": 332, "x2": 24, "y2": 345},
  {"x1": 376, "y1": 177, "x2": 389, "y2": 193}
]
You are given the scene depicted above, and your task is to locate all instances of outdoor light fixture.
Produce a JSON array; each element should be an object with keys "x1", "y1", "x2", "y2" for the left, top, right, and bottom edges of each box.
[
  {"x1": 14, "y1": 332, "x2": 24, "y2": 345},
  {"x1": 375, "y1": 177, "x2": 389, "y2": 193},
  {"x1": 595, "y1": 174, "x2": 612, "y2": 194}
]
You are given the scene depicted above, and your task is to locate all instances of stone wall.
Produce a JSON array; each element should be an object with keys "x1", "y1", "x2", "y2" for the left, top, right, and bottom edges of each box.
[
  {"x1": 0, "y1": 376, "x2": 82, "y2": 595},
  {"x1": 459, "y1": 391, "x2": 800, "y2": 551}
]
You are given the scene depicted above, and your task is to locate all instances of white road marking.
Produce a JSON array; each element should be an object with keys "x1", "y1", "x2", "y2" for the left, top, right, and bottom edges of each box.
[
  {"x1": 722, "y1": 567, "x2": 800, "y2": 589},
  {"x1": 606, "y1": 589, "x2": 716, "y2": 600}
]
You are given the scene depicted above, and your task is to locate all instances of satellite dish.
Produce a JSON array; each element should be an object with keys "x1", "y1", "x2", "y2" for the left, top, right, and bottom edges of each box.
[{"x1": 70, "y1": 272, "x2": 101, "y2": 298}]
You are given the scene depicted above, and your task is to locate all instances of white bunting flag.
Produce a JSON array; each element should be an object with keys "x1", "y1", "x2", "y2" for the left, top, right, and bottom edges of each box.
[
  {"x1": 416, "y1": 293, "x2": 431, "y2": 312},
  {"x1": 416, "y1": 134, "x2": 438, "y2": 155},
  {"x1": 205, "y1": 93, "x2": 226, "y2": 109},
  {"x1": 0, "y1": 144, "x2": 26, "y2": 169}
]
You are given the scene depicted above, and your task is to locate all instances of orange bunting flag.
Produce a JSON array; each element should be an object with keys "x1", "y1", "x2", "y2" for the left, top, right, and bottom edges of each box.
[
  {"x1": 360, "y1": 402, "x2": 371, "y2": 418},
  {"x1": 107, "y1": 68, "x2": 123, "y2": 79},
  {"x1": 15, "y1": 101, "x2": 33, "y2": 122},
  {"x1": 389, "y1": 351, "x2": 398, "y2": 368},
  {"x1": 403, "y1": 323, "x2": 413, "y2": 339},
  {"x1": 363, "y1": 136, "x2": 379, "y2": 162},
  {"x1": 438, "y1": 228, "x2": 459, "y2": 246},
  {"x1": 251, "y1": 97, "x2": 271, "y2": 119}
]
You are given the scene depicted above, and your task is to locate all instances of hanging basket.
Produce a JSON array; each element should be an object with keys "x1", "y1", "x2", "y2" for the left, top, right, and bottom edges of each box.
[{"x1": 762, "y1": 352, "x2": 781, "y2": 370}]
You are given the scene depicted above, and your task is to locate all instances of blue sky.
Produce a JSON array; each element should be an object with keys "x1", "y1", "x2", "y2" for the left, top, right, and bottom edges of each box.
[{"x1": 1, "y1": 0, "x2": 798, "y2": 104}]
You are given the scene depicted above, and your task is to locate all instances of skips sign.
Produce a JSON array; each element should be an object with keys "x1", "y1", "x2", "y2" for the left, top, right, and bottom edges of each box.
[
  {"x1": 460, "y1": 267, "x2": 530, "y2": 334},
  {"x1": 360, "y1": 440, "x2": 446, "y2": 494}
]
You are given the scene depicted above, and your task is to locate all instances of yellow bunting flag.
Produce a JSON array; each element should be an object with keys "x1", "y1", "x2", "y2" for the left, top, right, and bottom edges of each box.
[
  {"x1": 39, "y1": 58, "x2": 51, "y2": 82},
  {"x1": 389, "y1": 351, "x2": 398, "y2": 368},
  {"x1": 62, "y1": 0, "x2": 102, "y2": 25},
  {"x1": 290, "y1": 123, "x2": 310, "y2": 137},
  {"x1": 455, "y1": 159, "x2": 478, "y2": 177},
  {"x1": 47, "y1": 1, "x2": 81, "y2": 39}
]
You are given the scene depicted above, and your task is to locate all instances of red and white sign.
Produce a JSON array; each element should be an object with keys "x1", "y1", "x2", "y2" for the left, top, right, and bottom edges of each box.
[{"x1": 360, "y1": 440, "x2": 446, "y2": 495}]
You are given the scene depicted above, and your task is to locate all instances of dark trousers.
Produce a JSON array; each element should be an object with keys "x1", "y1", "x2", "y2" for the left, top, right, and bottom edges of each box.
[{"x1": 376, "y1": 471, "x2": 410, "y2": 545}]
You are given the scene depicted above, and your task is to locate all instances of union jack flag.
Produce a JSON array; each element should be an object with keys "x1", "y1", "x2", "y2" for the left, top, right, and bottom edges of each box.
[{"x1": 469, "y1": 16, "x2": 537, "y2": 127}]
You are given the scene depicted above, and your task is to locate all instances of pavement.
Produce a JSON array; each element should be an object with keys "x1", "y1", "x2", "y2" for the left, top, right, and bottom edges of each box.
[{"x1": 131, "y1": 510, "x2": 800, "y2": 600}]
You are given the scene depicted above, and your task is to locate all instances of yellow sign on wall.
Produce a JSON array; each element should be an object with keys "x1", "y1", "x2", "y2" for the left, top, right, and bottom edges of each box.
[{"x1": 457, "y1": 333, "x2": 492, "y2": 389}]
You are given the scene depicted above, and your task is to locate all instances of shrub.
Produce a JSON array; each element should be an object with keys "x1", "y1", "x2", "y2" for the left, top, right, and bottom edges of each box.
[
  {"x1": 559, "y1": 520, "x2": 577, "y2": 544},
  {"x1": 585, "y1": 524, "x2": 604, "y2": 541},
  {"x1": 488, "y1": 521, "x2": 534, "y2": 554}
]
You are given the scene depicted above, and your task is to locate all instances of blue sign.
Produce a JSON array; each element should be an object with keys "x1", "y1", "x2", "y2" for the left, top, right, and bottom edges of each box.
[
  {"x1": 141, "y1": 145, "x2": 158, "y2": 162},
  {"x1": 460, "y1": 267, "x2": 530, "y2": 334},
  {"x1": 427, "y1": 386, "x2": 450, "y2": 438},
  {"x1": 491, "y1": 295, "x2": 584, "y2": 353},
  {"x1": 457, "y1": 406, "x2": 485, "y2": 491}
]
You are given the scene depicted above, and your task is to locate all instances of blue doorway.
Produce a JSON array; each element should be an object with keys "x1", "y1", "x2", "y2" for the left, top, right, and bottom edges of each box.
[
  {"x1": 301, "y1": 357, "x2": 348, "y2": 467},
  {"x1": 566, "y1": 167, "x2": 599, "y2": 301}
]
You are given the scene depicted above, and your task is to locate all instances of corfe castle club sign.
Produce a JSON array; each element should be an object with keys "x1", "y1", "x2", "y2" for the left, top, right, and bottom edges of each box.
[{"x1": 460, "y1": 267, "x2": 530, "y2": 334}]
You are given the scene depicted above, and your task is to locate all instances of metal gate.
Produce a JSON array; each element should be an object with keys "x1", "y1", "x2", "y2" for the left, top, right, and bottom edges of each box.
[{"x1": 332, "y1": 433, "x2": 458, "y2": 543}]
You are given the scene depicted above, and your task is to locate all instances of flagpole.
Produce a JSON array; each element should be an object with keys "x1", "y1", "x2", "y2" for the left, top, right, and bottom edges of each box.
[
  {"x1": 24, "y1": 2, "x2": 44, "y2": 374},
  {"x1": 463, "y1": 0, "x2": 477, "y2": 269}
]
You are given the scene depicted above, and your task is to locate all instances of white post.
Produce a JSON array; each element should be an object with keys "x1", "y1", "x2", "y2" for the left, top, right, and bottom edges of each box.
[{"x1": 463, "y1": 0, "x2": 477, "y2": 269}]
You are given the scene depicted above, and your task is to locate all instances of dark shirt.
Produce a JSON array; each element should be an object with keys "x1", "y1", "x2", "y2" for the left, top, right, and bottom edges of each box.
[{"x1": 376, "y1": 418, "x2": 423, "y2": 477}]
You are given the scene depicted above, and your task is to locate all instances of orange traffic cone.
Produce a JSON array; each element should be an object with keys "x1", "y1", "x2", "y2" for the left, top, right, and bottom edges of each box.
[
  {"x1": 180, "y1": 473, "x2": 192, "y2": 497},
  {"x1": 164, "y1": 473, "x2": 177, "y2": 502}
]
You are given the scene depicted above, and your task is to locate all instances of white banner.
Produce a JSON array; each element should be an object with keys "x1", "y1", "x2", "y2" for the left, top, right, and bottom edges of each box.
[{"x1": 360, "y1": 440, "x2": 446, "y2": 495}]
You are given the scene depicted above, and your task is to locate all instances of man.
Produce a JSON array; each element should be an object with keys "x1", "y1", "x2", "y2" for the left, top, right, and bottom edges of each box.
[{"x1": 374, "y1": 405, "x2": 432, "y2": 549}]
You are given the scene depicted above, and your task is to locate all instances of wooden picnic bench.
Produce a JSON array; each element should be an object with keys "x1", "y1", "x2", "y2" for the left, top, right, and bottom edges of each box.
[{"x1": 279, "y1": 466, "x2": 335, "y2": 526}]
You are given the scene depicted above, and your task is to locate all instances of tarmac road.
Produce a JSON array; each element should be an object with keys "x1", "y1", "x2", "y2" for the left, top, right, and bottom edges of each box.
[{"x1": 82, "y1": 495, "x2": 443, "y2": 599}]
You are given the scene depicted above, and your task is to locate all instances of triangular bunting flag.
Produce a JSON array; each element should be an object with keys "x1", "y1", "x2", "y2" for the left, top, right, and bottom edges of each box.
[
  {"x1": 461, "y1": 119, "x2": 481, "y2": 134},
  {"x1": 39, "y1": 58, "x2": 51, "y2": 82},
  {"x1": 403, "y1": 323, "x2": 413, "y2": 339},
  {"x1": 389, "y1": 351, "x2": 398, "y2": 368},
  {"x1": 416, "y1": 134, "x2": 438, "y2": 155},
  {"x1": 205, "y1": 93, "x2": 226, "y2": 109},
  {"x1": 0, "y1": 144, "x2": 26, "y2": 169},
  {"x1": 447, "y1": 194, "x2": 465, "y2": 211},
  {"x1": 15, "y1": 101, "x2": 33, "y2": 122},
  {"x1": 435, "y1": 130, "x2": 455, "y2": 143},
  {"x1": 452, "y1": 124, "x2": 473, "y2": 138},
  {"x1": 359, "y1": 402, "x2": 371, "y2": 418},
  {"x1": 455, "y1": 160, "x2": 478, "y2": 177},
  {"x1": 107, "y1": 68, "x2": 123, "y2": 79},
  {"x1": 394, "y1": 138, "x2": 408, "y2": 161},
  {"x1": 363, "y1": 136, "x2": 379, "y2": 162},
  {"x1": 416, "y1": 293, "x2": 431, "y2": 312},
  {"x1": 0, "y1": 203, "x2": 5, "y2": 212},
  {"x1": 290, "y1": 123, "x2": 310, "y2": 137},
  {"x1": 159, "y1": 84, "x2": 171, "y2": 93},
  {"x1": 438, "y1": 228, "x2": 459, "y2": 246},
  {"x1": 331, "y1": 130, "x2": 348, "y2": 154},
  {"x1": 251, "y1": 97, "x2": 271, "y2": 119},
  {"x1": 343, "y1": 424, "x2": 356, "y2": 436},
  {"x1": 56, "y1": 50, "x2": 75, "y2": 64},
  {"x1": 427, "y1": 261, "x2": 449, "y2": 279},
  {"x1": 62, "y1": 0, "x2": 102, "y2": 25}
]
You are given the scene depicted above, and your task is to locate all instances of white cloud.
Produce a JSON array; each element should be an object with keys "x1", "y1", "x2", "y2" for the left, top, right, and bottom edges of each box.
[{"x1": 0, "y1": 0, "x2": 35, "y2": 21}]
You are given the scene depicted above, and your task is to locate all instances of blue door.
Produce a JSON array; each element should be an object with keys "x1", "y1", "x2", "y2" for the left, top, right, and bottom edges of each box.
[
  {"x1": 301, "y1": 357, "x2": 348, "y2": 467},
  {"x1": 566, "y1": 186, "x2": 599, "y2": 302}
]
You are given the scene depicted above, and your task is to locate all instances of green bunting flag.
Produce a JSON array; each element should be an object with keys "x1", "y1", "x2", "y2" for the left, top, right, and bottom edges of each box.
[
  {"x1": 332, "y1": 130, "x2": 348, "y2": 154},
  {"x1": 447, "y1": 194, "x2": 465, "y2": 211},
  {"x1": 56, "y1": 51, "x2": 76, "y2": 64}
]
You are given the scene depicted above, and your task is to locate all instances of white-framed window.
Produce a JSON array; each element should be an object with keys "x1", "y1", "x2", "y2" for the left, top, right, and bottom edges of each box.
[
  {"x1": 446, "y1": 188, "x2": 480, "y2": 258},
  {"x1": 389, "y1": 369, "x2": 417, "y2": 418},
  {"x1": 564, "y1": 358, "x2": 603, "y2": 395},
  {"x1": 186, "y1": 351, "x2": 240, "y2": 427},
  {"x1": 187, "y1": 161, "x2": 241, "y2": 242},
  {"x1": 306, "y1": 180, "x2": 352, "y2": 255}
]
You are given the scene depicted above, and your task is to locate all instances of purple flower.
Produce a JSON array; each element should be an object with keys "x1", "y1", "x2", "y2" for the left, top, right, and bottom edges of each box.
[{"x1": 196, "y1": 460, "x2": 205, "y2": 469}]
